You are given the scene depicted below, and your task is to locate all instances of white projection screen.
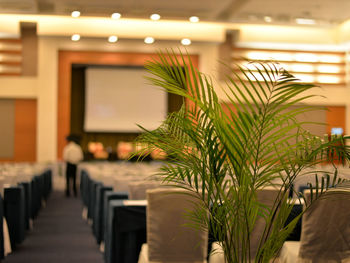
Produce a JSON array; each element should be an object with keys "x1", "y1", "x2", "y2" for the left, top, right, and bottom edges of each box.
[{"x1": 84, "y1": 67, "x2": 167, "y2": 132}]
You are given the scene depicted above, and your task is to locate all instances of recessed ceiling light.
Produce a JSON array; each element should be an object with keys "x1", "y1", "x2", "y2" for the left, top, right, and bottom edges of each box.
[
  {"x1": 150, "y1": 14, "x2": 161, "y2": 21},
  {"x1": 189, "y1": 16, "x2": 199, "y2": 23},
  {"x1": 181, "y1": 38, "x2": 191, "y2": 46},
  {"x1": 111, "y1": 13, "x2": 121, "y2": 19},
  {"x1": 264, "y1": 16, "x2": 272, "y2": 23},
  {"x1": 144, "y1": 37, "x2": 155, "y2": 44},
  {"x1": 71, "y1": 34, "x2": 80, "y2": 41},
  {"x1": 295, "y1": 18, "x2": 316, "y2": 25},
  {"x1": 71, "y1": 11, "x2": 80, "y2": 18},
  {"x1": 108, "y1": 36, "x2": 118, "y2": 43}
]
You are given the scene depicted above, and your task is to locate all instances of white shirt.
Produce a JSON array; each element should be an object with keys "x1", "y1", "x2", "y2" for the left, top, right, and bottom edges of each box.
[{"x1": 63, "y1": 141, "x2": 83, "y2": 164}]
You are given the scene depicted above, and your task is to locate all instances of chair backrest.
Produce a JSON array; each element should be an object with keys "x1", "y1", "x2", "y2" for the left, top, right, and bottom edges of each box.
[
  {"x1": 249, "y1": 187, "x2": 280, "y2": 258},
  {"x1": 0, "y1": 177, "x2": 4, "y2": 196},
  {"x1": 298, "y1": 189, "x2": 350, "y2": 261},
  {"x1": 146, "y1": 188, "x2": 208, "y2": 262},
  {"x1": 113, "y1": 176, "x2": 144, "y2": 192},
  {"x1": 128, "y1": 180, "x2": 162, "y2": 200}
]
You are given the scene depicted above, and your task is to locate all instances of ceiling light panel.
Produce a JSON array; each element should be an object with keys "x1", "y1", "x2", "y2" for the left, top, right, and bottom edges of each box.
[
  {"x1": 71, "y1": 34, "x2": 80, "y2": 41},
  {"x1": 189, "y1": 16, "x2": 199, "y2": 23},
  {"x1": 0, "y1": 42, "x2": 21, "y2": 51},
  {"x1": 244, "y1": 61, "x2": 285, "y2": 72},
  {"x1": 246, "y1": 51, "x2": 272, "y2": 60},
  {"x1": 71, "y1": 11, "x2": 80, "y2": 18},
  {"x1": 264, "y1": 16, "x2": 272, "y2": 23},
  {"x1": 111, "y1": 13, "x2": 121, "y2": 19},
  {"x1": 181, "y1": 38, "x2": 191, "y2": 45},
  {"x1": 319, "y1": 54, "x2": 343, "y2": 63},
  {"x1": 150, "y1": 14, "x2": 160, "y2": 20},
  {"x1": 317, "y1": 65, "x2": 341, "y2": 73},
  {"x1": 295, "y1": 18, "x2": 316, "y2": 25},
  {"x1": 233, "y1": 46, "x2": 346, "y2": 85},
  {"x1": 294, "y1": 53, "x2": 318, "y2": 62},
  {"x1": 317, "y1": 75, "x2": 341, "y2": 84},
  {"x1": 242, "y1": 50, "x2": 344, "y2": 64},
  {"x1": 230, "y1": 0, "x2": 350, "y2": 25},
  {"x1": 291, "y1": 64, "x2": 314, "y2": 73},
  {"x1": 245, "y1": 72, "x2": 267, "y2": 82},
  {"x1": 108, "y1": 36, "x2": 118, "y2": 43},
  {"x1": 0, "y1": 54, "x2": 22, "y2": 62},
  {"x1": 0, "y1": 65, "x2": 21, "y2": 73},
  {"x1": 294, "y1": 74, "x2": 315, "y2": 83},
  {"x1": 144, "y1": 37, "x2": 155, "y2": 44}
]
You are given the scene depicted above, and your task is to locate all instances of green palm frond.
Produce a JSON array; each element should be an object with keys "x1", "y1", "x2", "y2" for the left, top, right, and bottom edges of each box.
[{"x1": 135, "y1": 49, "x2": 350, "y2": 263}]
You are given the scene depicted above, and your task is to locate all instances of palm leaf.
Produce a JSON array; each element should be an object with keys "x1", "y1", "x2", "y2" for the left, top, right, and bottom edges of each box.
[{"x1": 135, "y1": 49, "x2": 350, "y2": 263}]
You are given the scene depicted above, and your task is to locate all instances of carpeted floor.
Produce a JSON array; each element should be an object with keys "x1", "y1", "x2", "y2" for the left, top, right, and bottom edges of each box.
[{"x1": 4, "y1": 190, "x2": 104, "y2": 263}]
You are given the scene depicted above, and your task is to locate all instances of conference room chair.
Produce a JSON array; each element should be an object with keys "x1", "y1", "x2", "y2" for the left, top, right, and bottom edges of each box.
[
  {"x1": 113, "y1": 176, "x2": 146, "y2": 193},
  {"x1": 138, "y1": 188, "x2": 208, "y2": 263},
  {"x1": 80, "y1": 169, "x2": 90, "y2": 219},
  {"x1": 208, "y1": 187, "x2": 280, "y2": 262},
  {"x1": 0, "y1": 194, "x2": 5, "y2": 259},
  {"x1": 80, "y1": 170, "x2": 88, "y2": 205},
  {"x1": 30, "y1": 175, "x2": 42, "y2": 219},
  {"x1": 280, "y1": 188, "x2": 350, "y2": 262},
  {"x1": 42, "y1": 169, "x2": 52, "y2": 200},
  {"x1": 100, "y1": 173, "x2": 115, "y2": 188},
  {"x1": 18, "y1": 182, "x2": 31, "y2": 230},
  {"x1": 0, "y1": 177, "x2": 10, "y2": 258},
  {"x1": 105, "y1": 199, "x2": 147, "y2": 263},
  {"x1": 0, "y1": 166, "x2": 52, "y2": 260},
  {"x1": 100, "y1": 191, "x2": 129, "y2": 248},
  {"x1": 88, "y1": 180, "x2": 103, "y2": 223},
  {"x1": 0, "y1": 192, "x2": 11, "y2": 259},
  {"x1": 4, "y1": 185, "x2": 26, "y2": 250},
  {"x1": 93, "y1": 185, "x2": 113, "y2": 244},
  {"x1": 127, "y1": 180, "x2": 162, "y2": 200}
]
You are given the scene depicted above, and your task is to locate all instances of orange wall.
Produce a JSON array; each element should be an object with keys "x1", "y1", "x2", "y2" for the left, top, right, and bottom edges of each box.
[
  {"x1": 326, "y1": 106, "x2": 346, "y2": 134},
  {"x1": 0, "y1": 99, "x2": 37, "y2": 162}
]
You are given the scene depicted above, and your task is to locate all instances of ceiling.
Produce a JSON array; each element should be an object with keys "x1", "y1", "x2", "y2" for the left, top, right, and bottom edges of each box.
[{"x1": 0, "y1": 0, "x2": 349, "y2": 26}]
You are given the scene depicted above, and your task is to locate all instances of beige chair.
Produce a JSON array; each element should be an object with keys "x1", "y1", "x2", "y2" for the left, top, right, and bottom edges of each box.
[
  {"x1": 0, "y1": 177, "x2": 11, "y2": 256},
  {"x1": 138, "y1": 188, "x2": 208, "y2": 263},
  {"x1": 280, "y1": 188, "x2": 350, "y2": 263},
  {"x1": 128, "y1": 180, "x2": 163, "y2": 200},
  {"x1": 209, "y1": 187, "x2": 280, "y2": 262},
  {"x1": 113, "y1": 176, "x2": 141, "y2": 192}
]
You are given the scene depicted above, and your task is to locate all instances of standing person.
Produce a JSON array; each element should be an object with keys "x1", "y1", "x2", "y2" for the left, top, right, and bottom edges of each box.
[{"x1": 63, "y1": 134, "x2": 83, "y2": 197}]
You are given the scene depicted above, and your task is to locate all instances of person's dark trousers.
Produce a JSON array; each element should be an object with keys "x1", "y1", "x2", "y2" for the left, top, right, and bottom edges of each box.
[{"x1": 66, "y1": 162, "x2": 77, "y2": 197}]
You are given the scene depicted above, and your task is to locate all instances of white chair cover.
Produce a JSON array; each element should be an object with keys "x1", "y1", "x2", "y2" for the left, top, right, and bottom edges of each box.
[
  {"x1": 281, "y1": 188, "x2": 350, "y2": 263},
  {"x1": 209, "y1": 187, "x2": 280, "y2": 262},
  {"x1": 138, "y1": 188, "x2": 208, "y2": 263},
  {"x1": 3, "y1": 217, "x2": 11, "y2": 256},
  {"x1": 128, "y1": 181, "x2": 163, "y2": 200}
]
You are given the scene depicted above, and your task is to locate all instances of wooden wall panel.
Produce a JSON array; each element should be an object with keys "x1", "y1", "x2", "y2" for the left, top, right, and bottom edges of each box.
[
  {"x1": 57, "y1": 51, "x2": 199, "y2": 159},
  {"x1": 21, "y1": 22, "x2": 38, "y2": 76},
  {"x1": 14, "y1": 99, "x2": 37, "y2": 162},
  {"x1": 0, "y1": 38, "x2": 22, "y2": 76},
  {"x1": 0, "y1": 100, "x2": 15, "y2": 158},
  {"x1": 0, "y1": 99, "x2": 37, "y2": 162},
  {"x1": 221, "y1": 103, "x2": 238, "y2": 119},
  {"x1": 326, "y1": 106, "x2": 346, "y2": 134}
]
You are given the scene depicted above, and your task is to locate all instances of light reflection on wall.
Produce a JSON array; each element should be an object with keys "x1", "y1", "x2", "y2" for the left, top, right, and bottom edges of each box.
[{"x1": 235, "y1": 48, "x2": 345, "y2": 85}]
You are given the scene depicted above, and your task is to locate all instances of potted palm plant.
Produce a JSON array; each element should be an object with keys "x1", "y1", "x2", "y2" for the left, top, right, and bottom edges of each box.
[{"x1": 135, "y1": 50, "x2": 350, "y2": 262}]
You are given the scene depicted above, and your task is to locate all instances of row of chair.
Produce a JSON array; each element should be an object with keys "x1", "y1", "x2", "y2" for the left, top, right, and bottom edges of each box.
[
  {"x1": 80, "y1": 162, "x2": 350, "y2": 263},
  {"x1": 80, "y1": 169, "x2": 148, "y2": 263},
  {"x1": 0, "y1": 168, "x2": 52, "y2": 260},
  {"x1": 80, "y1": 167, "x2": 228, "y2": 263}
]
